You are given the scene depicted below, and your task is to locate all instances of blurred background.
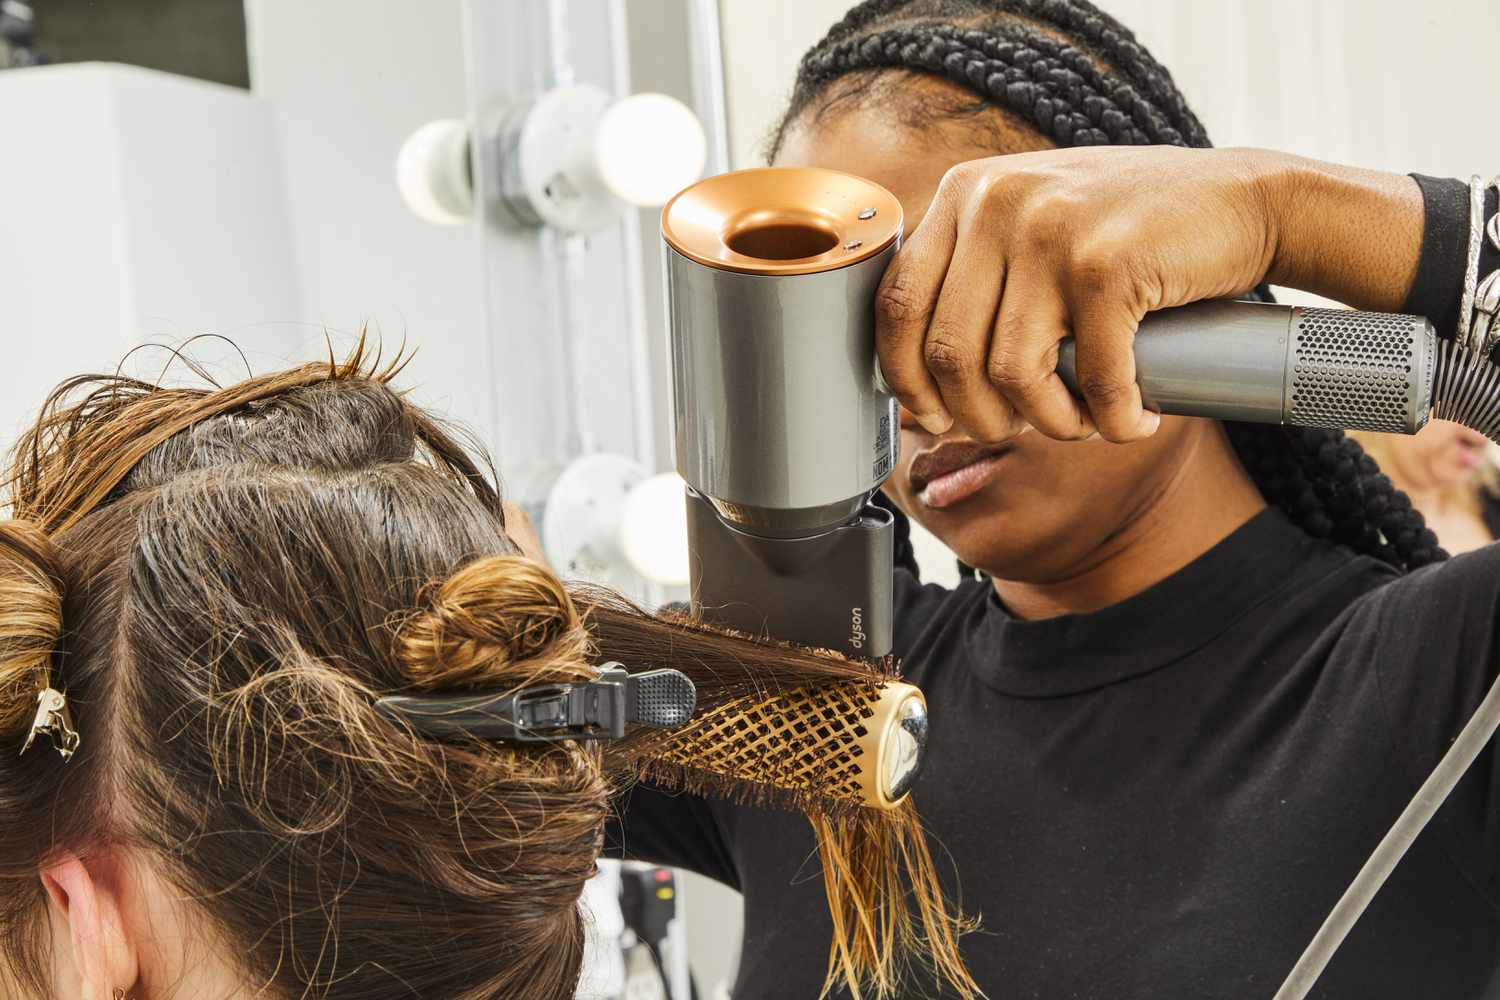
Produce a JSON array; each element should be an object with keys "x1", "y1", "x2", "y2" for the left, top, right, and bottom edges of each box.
[{"x1": 4, "y1": 1, "x2": 1499, "y2": 996}]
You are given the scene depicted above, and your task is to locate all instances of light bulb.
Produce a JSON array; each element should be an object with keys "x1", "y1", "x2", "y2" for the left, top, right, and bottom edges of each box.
[
  {"x1": 594, "y1": 94, "x2": 707, "y2": 208},
  {"x1": 395, "y1": 119, "x2": 473, "y2": 226},
  {"x1": 619, "y1": 472, "x2": 691, "y2": 586}
]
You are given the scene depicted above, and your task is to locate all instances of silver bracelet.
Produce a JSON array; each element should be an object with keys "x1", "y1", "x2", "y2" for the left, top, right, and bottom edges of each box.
[
  {"x1": 1459, "y1": 174, "x2": 1485, "y2": 353},
  {"x1": 1488, "y1": 175, "x2": 1500, "y2": 254},
  {"x1": 1476, "y1": 176, "x2": 1500, "y2": 355}
]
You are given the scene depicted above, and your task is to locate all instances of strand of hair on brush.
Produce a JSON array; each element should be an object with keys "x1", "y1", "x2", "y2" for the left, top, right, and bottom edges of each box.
[
  {"x1": 395, "y1": 564, "x2": 970, "y2": 997},
  {"x1": 812, "y1": 805, "x2": 982, "y2": 1000},
  {"x1": 578, "y1": 593, "x2": 982, "y2": 999},
  {"x1": 627, "y1": 708, "x2": 982, "y2": 999}
]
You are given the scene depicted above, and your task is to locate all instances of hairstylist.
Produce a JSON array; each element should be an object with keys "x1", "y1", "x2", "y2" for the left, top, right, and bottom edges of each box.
[{"x1": 608, "y1": 2, "x2": 1500, "y2": 997}]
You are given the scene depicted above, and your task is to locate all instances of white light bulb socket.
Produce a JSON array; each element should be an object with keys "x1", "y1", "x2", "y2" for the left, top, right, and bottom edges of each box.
[
  {"x1": 500, "y1": 84, "x2": 707, "y2": 234},
  {"x1": 542, "y1": 456, "x2": 690, "y2": 588}
]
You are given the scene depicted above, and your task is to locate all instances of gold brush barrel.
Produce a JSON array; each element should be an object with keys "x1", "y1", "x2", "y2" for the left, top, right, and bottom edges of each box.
[{"x1": 650, "y1": 680, "x2": 929, "y2": 810}]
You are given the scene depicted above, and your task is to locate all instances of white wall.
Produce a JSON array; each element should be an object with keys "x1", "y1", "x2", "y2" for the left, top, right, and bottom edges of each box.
[
  {"x1": 0, "y1": 63, "x2": 303, "y2": 452},
  {"x1": 243, "y1": 0, "x2": 490, "y2": 434},
  {"x1": 723, "y1": 0, "x2": 1500, "y2": 173}
]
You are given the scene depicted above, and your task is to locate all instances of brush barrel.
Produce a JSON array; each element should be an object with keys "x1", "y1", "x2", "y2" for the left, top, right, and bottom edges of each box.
[
  {"x1": 650, "y1": 679, "x2": 929, "y2": 810},
  {"x1": 662, "y1": 167, "x2": 904, "y2": 538},
  {"x1": 856, "y1": 681, "x2": 929, "y2": 808},
  {"x1": 1056, "y1": 300, "x2": 1436, "y2": 433}
]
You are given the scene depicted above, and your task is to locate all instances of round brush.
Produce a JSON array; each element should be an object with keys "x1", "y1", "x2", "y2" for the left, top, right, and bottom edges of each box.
[{"x1": 635, "y1": 678, "x2": 929, "y2": 812}]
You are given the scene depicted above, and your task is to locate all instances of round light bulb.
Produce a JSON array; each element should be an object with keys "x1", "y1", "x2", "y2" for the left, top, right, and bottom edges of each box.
[
  {"x1": 619, "y1": 472, "x2": 691, "y2": 586},
  {"x1": 396, "y1": 118, "x2": 473, "y2": 225},
  {"x1": 593, "y1": 94, "x2": 707, "y2": 208}
]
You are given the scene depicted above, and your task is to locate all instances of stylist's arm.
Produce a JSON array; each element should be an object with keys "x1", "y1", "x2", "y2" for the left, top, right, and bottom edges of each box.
[{"x1": 877, "y1": 146, "x2": 1426, "y2": 444}]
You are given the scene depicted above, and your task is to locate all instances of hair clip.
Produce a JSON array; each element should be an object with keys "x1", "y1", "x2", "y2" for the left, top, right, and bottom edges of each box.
[
  {"x1": 373, "y1": 663, "x2": 697, "y2": 743},
  {"x1": 21, "y1": 688, "x2": 80, "y2": 762}
]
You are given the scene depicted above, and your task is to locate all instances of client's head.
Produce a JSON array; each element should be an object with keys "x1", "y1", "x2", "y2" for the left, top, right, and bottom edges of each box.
[
  {"x1": 0, "y1": 351, "x2": 973, "y2": 1000},
  {"x1": 0, "y1": 360, "x2": 617, "y2": 999}
]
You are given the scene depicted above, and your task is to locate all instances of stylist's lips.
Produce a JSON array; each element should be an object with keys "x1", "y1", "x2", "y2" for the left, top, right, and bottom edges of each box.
[{"x1": 909, "y1": 441, "x2": 1011, "y2": 509}]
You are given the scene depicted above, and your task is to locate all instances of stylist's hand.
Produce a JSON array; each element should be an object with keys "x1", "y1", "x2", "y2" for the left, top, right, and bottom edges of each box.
[{"x1": 877, "y1": 146, "x2": 1422, "y2": 443}]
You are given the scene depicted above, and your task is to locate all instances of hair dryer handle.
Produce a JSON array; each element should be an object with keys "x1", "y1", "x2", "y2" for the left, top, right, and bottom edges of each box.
[{"x1": 1055, "y1": 300, "x2": 1435, "y2": 433}]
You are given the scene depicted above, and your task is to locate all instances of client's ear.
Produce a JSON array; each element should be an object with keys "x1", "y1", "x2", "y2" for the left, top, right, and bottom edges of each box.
[{"x1": 40, "y1": 851, "x2": 138, "y2": 1000}]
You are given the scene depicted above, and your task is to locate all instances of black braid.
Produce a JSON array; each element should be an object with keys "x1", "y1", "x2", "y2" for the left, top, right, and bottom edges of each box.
[{"x1": 775, "y1": 0, "x2": 1446, "y2": 573}]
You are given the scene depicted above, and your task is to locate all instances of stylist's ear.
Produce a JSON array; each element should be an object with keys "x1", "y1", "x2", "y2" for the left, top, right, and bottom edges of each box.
[{"x1": 41, "y1": 851, "x2": 139, "y2": 1000}]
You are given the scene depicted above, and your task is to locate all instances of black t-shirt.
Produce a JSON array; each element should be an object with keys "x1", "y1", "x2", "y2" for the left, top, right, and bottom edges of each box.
[{"x1": 607, "y1": 510, "x2": 1500, "y2": 998}]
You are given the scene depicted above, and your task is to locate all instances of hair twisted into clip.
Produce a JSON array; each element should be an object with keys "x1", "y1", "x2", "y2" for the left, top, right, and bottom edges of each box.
[
  {"x1": 0, "y1": 522, "x2": 62, "y2": 725},
  {"x1": 0, "y1": 520, "x2": 77, "y2": 762}
]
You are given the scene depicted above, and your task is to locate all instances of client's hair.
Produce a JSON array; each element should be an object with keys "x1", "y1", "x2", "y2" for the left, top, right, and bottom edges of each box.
[{"x1": 0, "y1": 347, "x2": 975, "y2": 999}]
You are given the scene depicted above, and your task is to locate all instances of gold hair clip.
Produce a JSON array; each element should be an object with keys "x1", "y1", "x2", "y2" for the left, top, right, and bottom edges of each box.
[{"x1": 20, "y1": 688, "x2": 79, "y2": 762}]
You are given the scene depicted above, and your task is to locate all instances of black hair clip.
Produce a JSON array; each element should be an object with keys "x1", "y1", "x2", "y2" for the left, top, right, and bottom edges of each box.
[{"x1": 373, "y1": 663, "x2": 696, "y2": 743}]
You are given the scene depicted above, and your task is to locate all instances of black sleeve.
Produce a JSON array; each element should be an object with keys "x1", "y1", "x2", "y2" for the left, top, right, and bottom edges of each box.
[
  {"x1": 1354, "y1": 545, "x2": 1500, "y2": 900},
  {"x1": 891, "y1": 566, "x2": 961, "y2": 657},
  {"x1": 1402, "y1": 175, "x2": 1500, "y2": 355},
  {"x1": 603, "y1": 782, "x2": 742, "y2": 890}
]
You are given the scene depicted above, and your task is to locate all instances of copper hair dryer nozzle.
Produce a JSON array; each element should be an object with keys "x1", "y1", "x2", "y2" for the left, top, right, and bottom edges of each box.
[{"x1": 661, "y1": 167, "x2": 906, "y2": 658}]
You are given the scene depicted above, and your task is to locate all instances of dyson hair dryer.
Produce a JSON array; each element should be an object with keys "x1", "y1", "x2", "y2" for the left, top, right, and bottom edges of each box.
[
  {"x1": 661, "y1": 167, "x2": 904, "y2": 658},
  {"x1": 1055, "y1": 298, "x2": 1500, "y2": 439}
]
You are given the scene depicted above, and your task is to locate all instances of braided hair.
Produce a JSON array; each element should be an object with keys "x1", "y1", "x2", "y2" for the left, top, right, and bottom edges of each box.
[{"x1": 775, "y1": 0, "x2": 1445, "y2": 573}]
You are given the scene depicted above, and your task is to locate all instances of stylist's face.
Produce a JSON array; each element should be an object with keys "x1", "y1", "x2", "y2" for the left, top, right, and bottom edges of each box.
[{"x1": 773, "y1": 93, "x2": 1201, "y2": 581}]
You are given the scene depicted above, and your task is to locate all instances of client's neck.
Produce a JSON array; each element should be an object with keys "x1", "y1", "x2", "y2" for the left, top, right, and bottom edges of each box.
[{"x1": 993, "y1": 422, "x2": 1266, "y2": 620}]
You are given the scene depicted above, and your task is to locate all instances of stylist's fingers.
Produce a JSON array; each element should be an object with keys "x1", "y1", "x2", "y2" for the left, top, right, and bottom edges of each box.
[
  {"x1": 988, "y1": 265, "x2": 1096, "y2": 440},
  {"x1": 875, "y1": 181, "x2": 959, "y2": 435},
  {"x1": 1065, "y1": 262, "x2": 1158, "y2": 442},
  {"x1": 922, "y1": 220, "x2": 1020, "y2": 442}
]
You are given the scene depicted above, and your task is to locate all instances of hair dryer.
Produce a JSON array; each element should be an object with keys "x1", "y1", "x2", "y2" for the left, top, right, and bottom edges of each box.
[
  {"x1": 1055, "y1": 298, "x2": 1500, "y2": 439},
  {"x1": 661, "y1": 167, "x2": 904, "y2": 657}
]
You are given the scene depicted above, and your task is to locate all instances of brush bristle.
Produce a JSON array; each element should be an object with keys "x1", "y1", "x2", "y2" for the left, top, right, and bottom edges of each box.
[
  {"x1": 1432, "y1": 339, "x2": 1500, "y2": 442},
  {"x1": 635, "y1": 680, "x2": 887, "y2": 805}
]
